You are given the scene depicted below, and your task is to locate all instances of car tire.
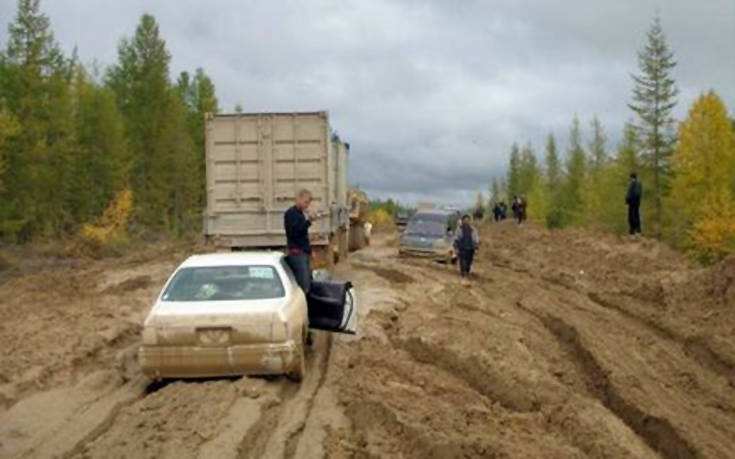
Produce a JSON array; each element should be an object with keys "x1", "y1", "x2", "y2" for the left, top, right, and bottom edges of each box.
[{"x1": 287, "y1": 341, "x2": 306, "y2": 382}]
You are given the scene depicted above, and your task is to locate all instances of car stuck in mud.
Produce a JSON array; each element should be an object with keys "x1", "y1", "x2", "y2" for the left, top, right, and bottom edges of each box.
[
  {"x1": 398, "y1": 209, "x2": 459, "y2": 263},
  {"x1": 139, "y1": 252, "x2": 356, "y2": 382}
]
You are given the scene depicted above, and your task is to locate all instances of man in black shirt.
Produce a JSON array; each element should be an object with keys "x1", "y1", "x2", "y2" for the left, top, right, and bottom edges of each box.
[
  {"x1": 625, "y1": 172, "x2": 643, "y2": 235},
  {"x1": 284, "y1": 189, "x2": 322, "y2": 293}
]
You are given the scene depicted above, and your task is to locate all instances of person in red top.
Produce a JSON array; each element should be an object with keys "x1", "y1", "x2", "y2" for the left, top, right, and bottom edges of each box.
[{"x1": 284, "y1": 189, "x2": 322, "y2": 293}]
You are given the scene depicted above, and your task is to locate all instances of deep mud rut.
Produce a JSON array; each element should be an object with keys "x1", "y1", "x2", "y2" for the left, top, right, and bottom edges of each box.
[{"x1": 1, "y1": 224, "x2": 734, "y2": 458}]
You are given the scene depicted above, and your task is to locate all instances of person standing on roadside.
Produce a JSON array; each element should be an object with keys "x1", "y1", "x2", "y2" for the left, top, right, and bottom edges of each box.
[
  {"x1": 454, "y1": 214, "x2": 480, "y2": 279},
  {"x1": 625, "y1": 172, "x2": 642, "y2": 235},
  {"x1": 284, "y1": 189, "x2": 322, "y2": 293}
]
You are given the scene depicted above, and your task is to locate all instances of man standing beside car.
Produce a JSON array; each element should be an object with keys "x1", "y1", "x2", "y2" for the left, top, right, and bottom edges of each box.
[{"x1": 284, "y1": 189, "x2": 322, "y2": 293}]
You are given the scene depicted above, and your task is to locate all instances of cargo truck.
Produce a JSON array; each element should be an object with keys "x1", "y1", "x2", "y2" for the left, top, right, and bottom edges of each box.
[{"x1": 203, "y1": 111, "x2": 350, "y2": 270}]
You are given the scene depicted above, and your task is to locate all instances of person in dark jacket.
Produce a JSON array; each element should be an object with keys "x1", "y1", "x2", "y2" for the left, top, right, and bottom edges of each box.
[
  {"x1": 519, "y1": 196, "x2": 527, "y2": 223},
  {"x1": 625, "y1": 173, "x2": 642, "y2": 235},
  {"x1": 453, "y1": 215, "x2": 480, "y2": 278},
  {"x1": 284, "y1": 189, "x2": 322, "y2": 293}
]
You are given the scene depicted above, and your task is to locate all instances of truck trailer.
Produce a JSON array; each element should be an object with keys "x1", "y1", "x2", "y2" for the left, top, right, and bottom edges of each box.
[{"x1": 203, "y1": 111, "x2": 350, "y2": 269}]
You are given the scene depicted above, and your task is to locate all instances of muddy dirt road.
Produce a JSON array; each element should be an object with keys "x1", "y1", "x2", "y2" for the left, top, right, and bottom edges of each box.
[{"x1": 1, "y1": 224, "x2": 734, "y2": 458}]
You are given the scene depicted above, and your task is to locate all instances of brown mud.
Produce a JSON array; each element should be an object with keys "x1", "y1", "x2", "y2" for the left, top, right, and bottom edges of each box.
[{"x1": 1, "y1": 224, "x2": 733, "y2": 458}]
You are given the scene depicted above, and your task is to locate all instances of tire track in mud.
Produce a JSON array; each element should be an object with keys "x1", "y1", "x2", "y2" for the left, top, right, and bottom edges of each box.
[
  {"x1": 588, "y1": 291, "x2": 735, "y2": 388},
  {"x1": 237, "y1": 332, "x2": 334, "y2": 459},
  {"x1": 283, "y1": 333, "x2": 333, "y2": 459},
  {"x1": 515, "y1": 299, "x2": 697, "y2": 459},
  {"x1": 0, "y1": 322, "x2": 142, "y2": 414},
  {"x1": 494, "y1": 255, "x2": 735, "y2": 391}
]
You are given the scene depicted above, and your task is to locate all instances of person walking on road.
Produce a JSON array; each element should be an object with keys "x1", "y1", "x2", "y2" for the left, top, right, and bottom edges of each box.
[
  {"x1": 454, "y1": 214, "x2": 480, "y2": 279},
  {"x1": 625, "y1": 172, "x2": 643, "y2": 235},
  {"x1": 284, "y1": 189, "x2": 322, "y2": 293},
  {"x1": 512, "y1": 196, "x2": 527, "y2": 224}
]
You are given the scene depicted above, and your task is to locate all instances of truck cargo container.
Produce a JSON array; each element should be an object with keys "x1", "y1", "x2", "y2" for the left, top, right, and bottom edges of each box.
[{"x1": 203, "y1": 111, "x2": 349, "y2": 269}]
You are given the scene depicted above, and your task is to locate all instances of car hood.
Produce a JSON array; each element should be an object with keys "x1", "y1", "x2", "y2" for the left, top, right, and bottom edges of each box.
[{"x1": 401, "y1": 234, "x2": 448, "y2": 248}]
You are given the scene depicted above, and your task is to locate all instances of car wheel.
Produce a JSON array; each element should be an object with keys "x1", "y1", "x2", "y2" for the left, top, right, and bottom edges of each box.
[{"x1": 287, "y1": 341, "x2": 306, "y2": 382}]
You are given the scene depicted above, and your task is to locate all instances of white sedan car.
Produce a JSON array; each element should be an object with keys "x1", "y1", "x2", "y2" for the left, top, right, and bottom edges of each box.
[{"x1": 139, "y1": 252, "x2": 356, "y2": 381}]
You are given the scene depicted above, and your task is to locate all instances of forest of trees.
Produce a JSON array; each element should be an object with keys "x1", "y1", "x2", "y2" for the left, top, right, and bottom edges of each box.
[
  {"x1": 0, "y1": 0, "x2": 218, "y2": 245},
  {"x1": 494, "y1": 18, "x2": 735, "y2": 262}
]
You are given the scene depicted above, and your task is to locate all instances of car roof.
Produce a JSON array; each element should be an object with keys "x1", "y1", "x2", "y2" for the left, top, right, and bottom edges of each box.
[{"x1": 180, "y1": 251, "x2": 284, "y2": 268}]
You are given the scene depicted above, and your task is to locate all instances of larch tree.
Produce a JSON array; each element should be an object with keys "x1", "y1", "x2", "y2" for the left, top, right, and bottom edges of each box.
[
  {"x1": 107, "y1": 13, "x2": 180, "y2": 230},
  {"x1": 670, "y1": 91, "x2": 735, "y2": 260},
  {"x1": 544, "y1": 133, "x2": 564, "y2": 227},
  {"x1": 629, "y1": 16, "x2": 678, "y2": 238},
  {"x1": 518, "y1": 142, "x2": 540, "y2": 197},
  {"x1": 1, "y1": 0, "x2": 75, "y2": 239},
  {"x1": 581, "y1": 117, "x2": 610, "y2": 227},
  {"x1": 490, "y1": 177, "x2": 501, "y2": 204},
  {"x1": 589, "y1": 116, "x2": 608, "y2": 171},
  {"x1": 70, "y1": 65, "x2": 129, "y2": 223},
  {"x1": 506, "y1": 143, "x2": 521, "y2": 199},
  {"x1": 0, "y1": 109, "x2": 20, "y2": 192},
  {"x1": 177, "y1": 68, "x2": 218, "y2": 208},
  {"x1": 562, "y1": 115, "x2": 587, "y2": 225}
]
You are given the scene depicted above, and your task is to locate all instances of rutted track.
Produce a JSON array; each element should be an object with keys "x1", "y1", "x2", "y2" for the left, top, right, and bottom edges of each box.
[{"x1": 1, "y1": 225, "x2": 734, "y2": 458}]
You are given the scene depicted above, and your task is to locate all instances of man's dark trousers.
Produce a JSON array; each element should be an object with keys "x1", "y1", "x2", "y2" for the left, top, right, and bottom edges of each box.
[
  {"x1": 628, "y1": 204, "x2": 641, "y2": 235},
  {"x1": 287, "y1": 254, "x2": 312, "y2": 293},
  {"x1": 458, "y1": 249, "x2": 475, "y2": 277}
]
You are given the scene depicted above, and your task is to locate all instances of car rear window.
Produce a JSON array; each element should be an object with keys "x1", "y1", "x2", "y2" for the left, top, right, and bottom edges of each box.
[{"x1": 161, "y1": 265, "x2": 285, "y2": 301}]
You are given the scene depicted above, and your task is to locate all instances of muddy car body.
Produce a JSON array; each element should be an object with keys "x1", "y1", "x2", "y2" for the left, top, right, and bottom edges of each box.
[
  {"x1": 139, "y1": 252, "x2": 355, "y2": 381},
  {"x1": 398, "y1": 210, "x2": 458, "y2": 262}
]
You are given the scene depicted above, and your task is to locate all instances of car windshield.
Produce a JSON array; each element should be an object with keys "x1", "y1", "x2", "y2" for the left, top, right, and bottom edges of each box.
[
  {"x1": 161, "y1": 265, "x2": 285, "y2": 301},
  {"x1": 405, "y1": 220, "x2": 446, "y2": 237}
]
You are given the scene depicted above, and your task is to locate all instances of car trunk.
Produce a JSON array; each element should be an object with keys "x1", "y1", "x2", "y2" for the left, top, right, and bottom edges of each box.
[{"x1": 147, "y1": 298, "x2": 288, "y2": 346}]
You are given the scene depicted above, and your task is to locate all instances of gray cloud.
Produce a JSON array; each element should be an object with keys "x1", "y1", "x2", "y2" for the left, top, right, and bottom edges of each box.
[{"x1": 1, "y1": 0, "x2": 733, "y2": 206}]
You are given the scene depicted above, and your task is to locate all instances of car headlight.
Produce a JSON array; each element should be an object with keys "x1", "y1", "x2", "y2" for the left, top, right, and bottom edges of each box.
[{"x1": 433, "y1": 239, "x2": 448, "y2": 249}]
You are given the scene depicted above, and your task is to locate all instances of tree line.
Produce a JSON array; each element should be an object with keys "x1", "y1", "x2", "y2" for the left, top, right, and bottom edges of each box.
[
  {"x1": 0, "y1": 0, "x2": 218, "y2": 243},
  {"x1": 493, "y1": 18, "x2": 735, "y2": 262}
]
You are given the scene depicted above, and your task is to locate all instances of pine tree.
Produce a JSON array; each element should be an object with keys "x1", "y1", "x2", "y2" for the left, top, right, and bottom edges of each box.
[
  {"x1": 670, "y1": 91, "x2": 735, "y2": 260},
  {"x1": 629, "y1": 16, "x2": 679, "y2": 238}
]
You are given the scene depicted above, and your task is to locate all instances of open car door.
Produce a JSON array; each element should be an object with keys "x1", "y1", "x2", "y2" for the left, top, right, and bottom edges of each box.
[{"x1": 306, "y1": 281, "x2": 357, "y2": 334}]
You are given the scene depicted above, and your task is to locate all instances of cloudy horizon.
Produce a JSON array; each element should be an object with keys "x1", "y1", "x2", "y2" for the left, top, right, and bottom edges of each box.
[{"x1": 1, "y1": 0, "x2": 733, "y2": 206}]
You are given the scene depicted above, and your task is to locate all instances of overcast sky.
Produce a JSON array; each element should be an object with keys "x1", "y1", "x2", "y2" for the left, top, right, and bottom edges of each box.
[{"x1": 1, "y1": 1, "x2": 733, "y2": 206}]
